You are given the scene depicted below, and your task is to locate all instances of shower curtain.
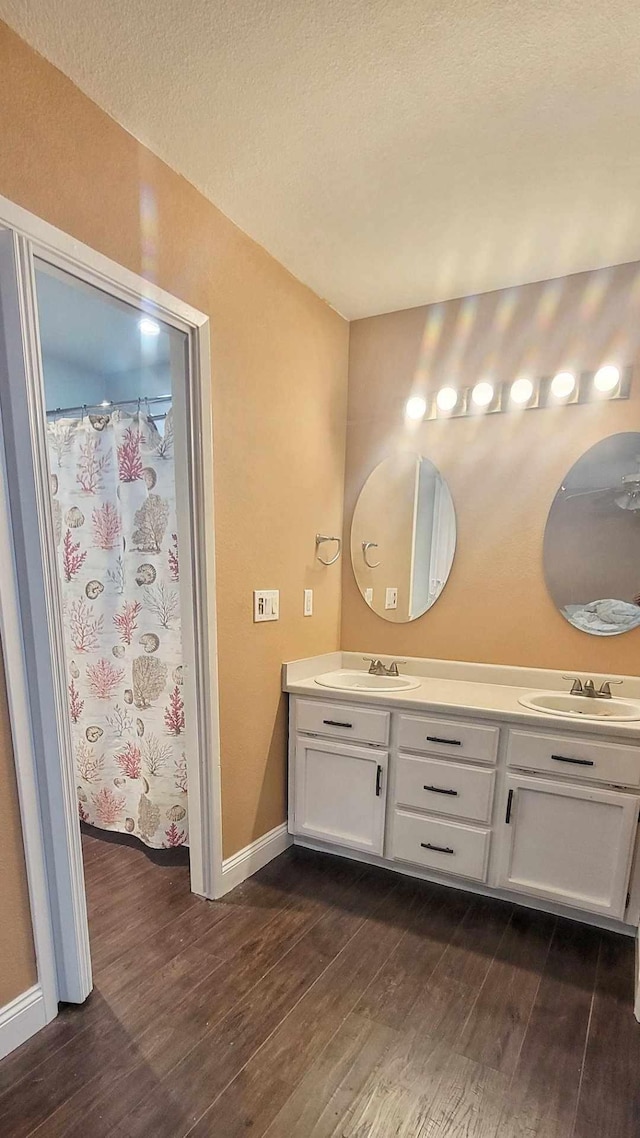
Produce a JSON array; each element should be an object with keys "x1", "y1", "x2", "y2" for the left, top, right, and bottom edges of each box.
[{"x1": 47, "y1": 409, "x2": 188, "y2": 848}]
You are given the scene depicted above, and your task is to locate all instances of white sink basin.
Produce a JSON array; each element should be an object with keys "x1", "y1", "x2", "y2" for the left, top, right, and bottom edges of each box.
[
  {"x1": 518, "y1": 691, "x2": 640, "y2": 722},
  {"x1": 315, "y1": 670, "x2": 421, "y2": 692}
]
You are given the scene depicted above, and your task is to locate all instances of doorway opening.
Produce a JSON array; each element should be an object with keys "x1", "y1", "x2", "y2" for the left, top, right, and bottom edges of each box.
[
  {"x1": 0, "y1": 202, "x2": 222, "y2": 1023},
  {"x1": 38, "y1": 262, "x2": 195, "y2": 962}
]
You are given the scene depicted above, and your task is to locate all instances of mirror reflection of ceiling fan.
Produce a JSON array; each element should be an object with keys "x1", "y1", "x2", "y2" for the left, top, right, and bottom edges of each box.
[{"x1": 562, "y1": 455, "x2": 640, "y2": 511}]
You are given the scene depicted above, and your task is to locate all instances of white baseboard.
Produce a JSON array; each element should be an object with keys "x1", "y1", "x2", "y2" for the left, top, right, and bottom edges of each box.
[
  {"x1": 0, "y1": 984, "x2": 46, "y2": 1061},
  {"x1": 220, "y1": 822, "x2": 292, "y2": 896}
]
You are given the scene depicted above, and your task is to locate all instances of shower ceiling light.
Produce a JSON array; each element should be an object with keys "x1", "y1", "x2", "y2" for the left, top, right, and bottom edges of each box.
[
  {"x1": 138, "y1": 316, "x2": 161, "y2": 336},
  {"x1": 436, "y1": 386, "x2": 458, "y2": 412},
  {"x1": 405, "y1": 395, "x2": 427, "y2": 421},
  {"x1": 593, "y1": 365, "x2": 620, "y2": 393},
  {"x1": 510, "y1": 377, "x2": 534, "y2": 405},
  {"x1": 550, "y1": 371, "x2": 576, "y2": 399},
  {"x1": 471, "y1": 381, "x2": 494, "y2": 408}
]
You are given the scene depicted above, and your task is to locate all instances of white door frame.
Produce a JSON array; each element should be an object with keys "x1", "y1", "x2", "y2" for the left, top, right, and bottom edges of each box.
[{"x1": 0, "y1": 193, "x2": 223, "y2": 1018}]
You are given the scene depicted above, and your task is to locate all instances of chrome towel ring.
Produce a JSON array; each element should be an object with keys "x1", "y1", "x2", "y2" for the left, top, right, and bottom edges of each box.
[
  {"x1": 362, "y1": 541, "x2": 380, "y2": 568},
  {"x1": 315, "y1": 534, "x2": 342, "y2": 566}
]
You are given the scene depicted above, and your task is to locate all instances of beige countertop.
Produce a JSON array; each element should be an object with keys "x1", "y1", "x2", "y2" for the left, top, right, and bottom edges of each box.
[{"x1": 283, "y1": 653, "x2": 640, "y2": 741}]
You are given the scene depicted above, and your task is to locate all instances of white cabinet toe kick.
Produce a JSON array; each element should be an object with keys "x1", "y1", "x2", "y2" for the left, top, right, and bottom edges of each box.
[{"x1": 288, "y1": 695, "x2": 640, "y2": 932}]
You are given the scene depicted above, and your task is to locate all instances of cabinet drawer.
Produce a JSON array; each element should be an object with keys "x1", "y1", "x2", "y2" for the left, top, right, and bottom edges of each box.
[
  {"x1": 397, "y1": 714, "x2": 499, "y2": 765},
  {"x1": 507, "y1": 730, "x2": 640, "y2": 788},
  {"x1": 395, "y1": 754, "x2": 495, "y2": 823},
  {"x1": 295, "y1": 699, "x2": 390, "y2": 746},
  {"x1": 392, "y1": 809, "x2": 490, "y2": 881}
]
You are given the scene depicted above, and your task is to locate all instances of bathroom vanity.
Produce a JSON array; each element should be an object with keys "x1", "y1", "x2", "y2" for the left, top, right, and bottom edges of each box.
[{"x1": 284, "y1": 653, "x2": 640, "y2": 931}]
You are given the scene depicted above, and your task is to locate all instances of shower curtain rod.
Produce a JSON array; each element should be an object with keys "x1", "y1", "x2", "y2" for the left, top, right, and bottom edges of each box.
[{"x1": 46, "y1": 394, "x2": 172, "y2": 418}]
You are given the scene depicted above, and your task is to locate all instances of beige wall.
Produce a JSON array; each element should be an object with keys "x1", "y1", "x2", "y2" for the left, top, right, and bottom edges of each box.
[
  {"x1": 343, "y1": 264, "x2": 640, "y2": 675},
  {"x1": 0, "y1": 640, "x2": 37, "y2": 1006},
  {"x1": 0, "y1": 21, "x2": 349, "y2": 1001}
]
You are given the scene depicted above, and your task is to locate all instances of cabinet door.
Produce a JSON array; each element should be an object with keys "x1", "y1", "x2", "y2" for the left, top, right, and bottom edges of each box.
[
  {"x1": 293, "y1": 737, "x2": 387, "y2": 855},
  {"x1": 497, "y1": 774, "x2": 639, "y2": 918}
]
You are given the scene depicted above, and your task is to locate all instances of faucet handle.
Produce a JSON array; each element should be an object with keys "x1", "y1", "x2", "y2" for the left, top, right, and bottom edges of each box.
[
  {"x1": 363, "y1": 657, "x2": 384, "y2": 675},
  {"x1": 563, "y1": 675, "x2": 584, "y2": 695},
  {"x1": 386, "y1": 660, "x2": 407, "y2": 676},
  {"x1": 598, "y1": 679, "x2": 623, "y2": 698}
]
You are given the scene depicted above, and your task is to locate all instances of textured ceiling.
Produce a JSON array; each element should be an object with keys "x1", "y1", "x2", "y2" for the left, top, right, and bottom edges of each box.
[{"x1": 3, "y1": 1, "x2": 640, "y2": 318}]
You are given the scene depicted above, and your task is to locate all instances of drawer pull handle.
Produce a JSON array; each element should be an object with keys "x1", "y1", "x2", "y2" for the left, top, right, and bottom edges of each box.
[
  {"x1": 421, "y1": 841, "x2": 454, "y2": 854},
  {"x1": 426, "y1": 736, "x2": 461, "y2": 746},
  {"x1": 551, "y1": 753, "x2": 594, "y2": 767},
  {"x1": 424, "y1": 784, "x2": 458, "y2": 796},
  {"x1": 375, "y1": 765, "x2": 383, "y2": 796},
  {"x1": 505, "y1": 788, "x2": 513, "y2": 824},
  {"x1": 323, "y1": 719, "x2": 353, "y2": 729}
]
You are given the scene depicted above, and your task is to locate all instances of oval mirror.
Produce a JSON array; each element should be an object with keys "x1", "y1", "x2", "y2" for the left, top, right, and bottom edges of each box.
[
  {"x1": 544, "y1": 432, "x2": 640, "y2": 636},
  {"x1": 350, "y1": 453, "x2": 456, "y2": 622}
]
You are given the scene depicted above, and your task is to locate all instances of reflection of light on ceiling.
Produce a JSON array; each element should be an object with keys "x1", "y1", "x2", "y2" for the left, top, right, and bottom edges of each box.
[
  {"x1": 139, "y1": 183, "x2": 158, "y2": 285},
  {"x1": 413, "y1": 304, "x2": 446, "y2": 387}
]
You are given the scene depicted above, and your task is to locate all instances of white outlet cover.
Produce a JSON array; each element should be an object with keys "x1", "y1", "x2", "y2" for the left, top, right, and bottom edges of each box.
[
  {"x1": 254, "y1": 589, "x2": 279, "y2": 622},
  {"x1": 385, "y1": 587, "x2": 398, "y2": 610},
  {"x1": 303, "y1": 588, "x2": 313, "y2": 616},
  {"x1": 364, "y1": 587, "x2": 374, "y2": 606}
]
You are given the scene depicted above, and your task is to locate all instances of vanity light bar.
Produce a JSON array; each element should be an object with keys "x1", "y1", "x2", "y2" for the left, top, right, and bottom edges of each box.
[{"x1": 418, "y1": 366, "x2": 632, "y2": 421}]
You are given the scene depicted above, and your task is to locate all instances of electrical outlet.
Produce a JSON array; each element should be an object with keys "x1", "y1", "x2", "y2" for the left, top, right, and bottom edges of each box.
[
  {"x1": 253, "y1": 589, "x2": 279, "y2": 622},
  {"x1": 364, "y1": 587, "x2": 374, "y2": 606},
  {"x1": 385, "y1": 587, "x2": 398, "y2": 610},
  {"x1": 303, "y1": 588, "x2": 313, "y2": 616}
]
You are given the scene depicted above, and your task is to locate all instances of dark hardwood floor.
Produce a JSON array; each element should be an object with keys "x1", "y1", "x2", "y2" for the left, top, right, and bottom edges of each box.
[{"x1": 1, "y1": 829, "x2": 639, "y2": 1136}]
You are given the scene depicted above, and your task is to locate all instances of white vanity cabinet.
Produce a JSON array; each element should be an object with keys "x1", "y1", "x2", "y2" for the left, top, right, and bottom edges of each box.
[
  {"x1": 497, "y1": 774, "x2": 639, "y2": 919},
  {"x1": 293, "y1": 737, "x2": 387, "y2": 854},
  {"x1": 290, "y1": 700, "x2": 389, "y2": 855},
  {"x1": 288, "y1": 690, "x2": 640, "y2": 930}
]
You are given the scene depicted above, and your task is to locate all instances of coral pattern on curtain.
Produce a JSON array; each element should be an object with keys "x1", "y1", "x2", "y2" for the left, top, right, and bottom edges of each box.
[{"x1": 47, "y1": 409, "x2": 188, "y2": 848}]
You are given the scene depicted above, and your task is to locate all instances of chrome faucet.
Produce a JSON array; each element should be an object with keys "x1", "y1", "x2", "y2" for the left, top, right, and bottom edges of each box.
[
  {"x1": 564, "y1": 675, "x2": 623, "y2": 700},
  {"x1": 363, "y1": 657, "x2": 406, "y2": 677}
]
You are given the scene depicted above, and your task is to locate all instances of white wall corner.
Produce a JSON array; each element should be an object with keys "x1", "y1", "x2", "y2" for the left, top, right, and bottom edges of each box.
[
  {"x1": 0, "y1": 984, "x2": 46, "y2": 1061},
  {"x1": 219, "y1": 822, "x2": 292, "y2": 896}
]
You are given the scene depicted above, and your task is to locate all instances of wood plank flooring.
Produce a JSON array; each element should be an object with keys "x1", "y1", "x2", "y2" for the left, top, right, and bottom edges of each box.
[{"x1": 0, "y1": 829, "x2": 638, "y2": 1137}]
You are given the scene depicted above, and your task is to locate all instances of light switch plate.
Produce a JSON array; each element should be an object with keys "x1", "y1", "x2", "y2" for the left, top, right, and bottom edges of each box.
[
  {"x1": 364, "y1": 587, "x2": 374, "y2": 606},
  {"x1": 303, "y1": 589, "x2": 313, "y2": 616},
  {"x1": 253, "y1": 589, "x2": 279, "y2": 622},
  {"x1": 385, "y1": 587, "x2": 398, "y2": 610}
]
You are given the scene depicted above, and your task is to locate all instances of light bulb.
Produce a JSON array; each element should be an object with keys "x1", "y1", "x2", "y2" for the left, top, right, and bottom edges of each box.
[
  {"x1": 138, "y1": 316, "x2": 161, "y2": 337},
  {"x1": 593, "y1": 365, "x2": 620, "y2": 393},
  {"x1": 550, "y1": 371, "x2": 576, "y2": 399},
  {"x1": 436, "y1": 386, "x2": 458, "y2": 412},
  {"x1": 405, "y1": 395, "x2": 427, "y2": 421},
  {"x1": 471, "y1": 381, "x2": 494, "y2": 408},
  {"x1": 100, "y1": 400, "x2": 111, "y2": 408},
  {"x1": 510, "y1": 377, "x2": 534, "y2": 405}
]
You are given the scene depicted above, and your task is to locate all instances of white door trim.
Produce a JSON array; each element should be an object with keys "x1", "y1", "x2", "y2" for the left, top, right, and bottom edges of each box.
[
  {"x1": 0, "y1": 289, "x2": 58, "y2": 1022},
  {"x1": 0, "y1": 192, "x2": 223, "y2": 1021}
]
